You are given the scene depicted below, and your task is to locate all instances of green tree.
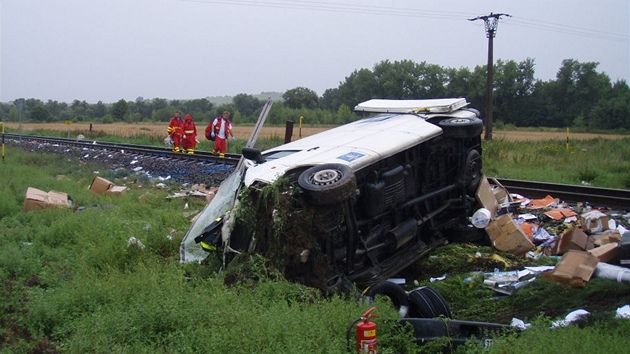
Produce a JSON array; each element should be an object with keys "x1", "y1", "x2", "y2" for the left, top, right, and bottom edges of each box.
[
  {"x1": 337, "y1": 68, "x2": 379, "y2": 109},
  {"x1": 589, "y1": 80, "x2": 630, "y2": 130},
  {"x1": 44, "y1": 100, "x2": 68, "y2": 121},
  {"x1": 319, "y1": 88, "x2": 340, "y2": 111},
  {"x1": 152, "y1": 107, "x2": 176, "y2": 123},
  {"x1": 373, "y1": 60, "x2": 447, "y2": 99},
  {"x1": 30, "y1": 105, "x2": 51, "y2": 122},
  {"x1": 152, "y1": 98, "x2": 168, "y2": 111},
  {"x1": 111, "y1": 99, "x2": 128, "y2": 121},
  {"x1": 93, "y1": 101, "x2": 107, "y2": 118},
  {"x1": 493, "y1": 58, "x2": 536, "y2": 125},
  {"x1": 232, "y1": 94, "x2": 261, "y2": 117},
  {"x1": 283, "y1": 87, "x2": 319, "y2": 109},
  {"x1": 549, "y1": 59, "x2": 611, "y2": 127},
  {"x1": 336, "y1": 104, "x2": 355, "y2": 124}
]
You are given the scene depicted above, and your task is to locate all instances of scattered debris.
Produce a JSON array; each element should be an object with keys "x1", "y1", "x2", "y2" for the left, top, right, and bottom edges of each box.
[
  {"x1": 166, "y1": 184, "x2": 218, "y2": 202},
  {"x1": 127, "y1": 236, "x2": 146, "y2": 249},
  {"x1": 550, "y1": 309, "x2": 590, "y2": 328},
  {"x1": 616, "y1": 305, "x2": 630, "y2": 319}
]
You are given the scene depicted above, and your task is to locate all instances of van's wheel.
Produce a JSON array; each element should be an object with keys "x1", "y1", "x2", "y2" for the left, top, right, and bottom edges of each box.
[
  {"x1": 439, "y1": 117, "x2": 483, "y2": 138},
  {"x1": 298, "y1": 164, "x2": 357, "y2": 205},
  {"x1": 465, "y1": 149, "x2": 482, "y2": 193},
  {"x1": 407, "y1": 286, "x2": 452, "y2": 318},
  {"x1": 360, "y1": 281, "x2": 410, "y2": 318}
]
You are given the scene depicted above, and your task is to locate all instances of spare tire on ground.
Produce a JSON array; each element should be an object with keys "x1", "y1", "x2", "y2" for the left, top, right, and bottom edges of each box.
[
  {"x1": 359, "y1": 281, "x2": 410, "y2": 318},
  {"x1": 407, "y1": 286, "x2": 452, "y2": 319}
]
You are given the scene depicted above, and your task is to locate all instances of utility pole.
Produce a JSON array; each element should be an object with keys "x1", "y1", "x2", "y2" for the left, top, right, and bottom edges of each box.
[{"x1": 469, "y1": 12, "x2": 510, "y2": 141}]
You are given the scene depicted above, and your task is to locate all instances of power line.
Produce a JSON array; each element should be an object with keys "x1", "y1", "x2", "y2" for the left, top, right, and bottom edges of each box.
[
  {"x1": 176, "y1": 0, "x2": 628, "y2": 43},
  {"x1": 504, "y1": 17, "x2": 628, "y2": 43}
]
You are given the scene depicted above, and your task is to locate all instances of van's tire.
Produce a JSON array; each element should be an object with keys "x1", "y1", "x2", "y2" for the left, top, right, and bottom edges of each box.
[
  {"x1": 298, "y1": 164, "x2": 357, "y2": 205},
  {"x1": 439, "y1": 117, "x2": 483, "y2": 138},
  {"x1": 360, "y1": 281, "x2": 410, "y2": 318},
  {"x1": 407, "y1": 286, "x2": 451, "y2": 318},
  {"x1": 465, "y1": 149, "x2": 482, "y2": 193}
]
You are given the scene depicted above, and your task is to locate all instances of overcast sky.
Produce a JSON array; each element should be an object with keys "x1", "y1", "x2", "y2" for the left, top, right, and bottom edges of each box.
[{"x1": 1, "y1": 0, "x2": 628, "y2": 104}]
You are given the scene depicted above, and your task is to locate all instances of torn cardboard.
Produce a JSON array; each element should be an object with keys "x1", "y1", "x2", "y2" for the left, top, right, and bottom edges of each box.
[
  {"x1": 23, "y1": 187, "x2": 74, "y2": 212},
  {"x1": 485, "y1": 214, "x2": 535, "y2": 257},
  {"x1": 588, "y1": 242, "x2": 620, "y2": 263},
  {"x1": 556, "y1": 226, "x2": 594, "y2": 255},
  {"x1": 542, "y1": 250, "x2": 598, "y2": 287},
  {"x1": 89, "y1": 176, "x2": 127, "y2": 196},
  {"x1": 106, "y1": 185, "x2": 128, "y2": 196},
  {"x1": 476, "y1": 176, "x2": 499, "y2": 217}
]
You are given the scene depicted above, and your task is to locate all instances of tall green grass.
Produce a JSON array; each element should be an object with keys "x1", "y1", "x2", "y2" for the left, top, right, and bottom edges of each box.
[{"x1": 482, "y1": 137, "x2": 630, "y2": 189}]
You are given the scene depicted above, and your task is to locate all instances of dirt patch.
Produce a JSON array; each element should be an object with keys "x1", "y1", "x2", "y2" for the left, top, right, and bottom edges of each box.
[{"x1": 3, "y1": 122, "x2": 627, "y2": 141}]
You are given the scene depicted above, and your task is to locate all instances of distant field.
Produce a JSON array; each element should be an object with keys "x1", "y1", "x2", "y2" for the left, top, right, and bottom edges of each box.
[{"x1": 3, "y1": 122, "x2": 628, "y2": 141}]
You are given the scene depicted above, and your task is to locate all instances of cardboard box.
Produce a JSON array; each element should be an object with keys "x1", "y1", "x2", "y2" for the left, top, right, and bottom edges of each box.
[
  {"x1": 485, "y1": 214, "x2": 535, "y2": 257},
  {"x1": 89, "y1": 176, "x2": 114, "y2": 194},
  {"x1": 476, "y1": 176, "x2": 498, "y2": 218},
  {"x1": 581, "y1": 210, "x2": 609, "y2": 233},
  {"x1": 543, "y1": 250, "x2": 598, "y2": 287},
  {"x1": 556, "y1": 227, "x2": 593, "y2": 255},
  {"x1": 105, "y1": 185, "x2": 128, "y2": 196},
  {"x1": 23, "y1": 187, "x2": 74, "y2": 212},
  {"x1": 588, "y1": 242, "x2": 620, "y2": 263},
  {"x1": 592, "y1": 229, "x2": 622, "y2": 246}
]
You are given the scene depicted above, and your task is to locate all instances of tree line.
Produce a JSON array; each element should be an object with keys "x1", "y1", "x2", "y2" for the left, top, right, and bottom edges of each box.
[{"x1": 1, "y1": 58, "x2": 629, "y2": 130}]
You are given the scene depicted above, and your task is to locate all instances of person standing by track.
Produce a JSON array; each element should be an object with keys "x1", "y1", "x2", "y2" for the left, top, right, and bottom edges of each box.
[
  {"x1": 207, "y1": 110, "x2": 235, "y2": 158},
  {"x1": 167, "y1": 110, "x2": 184, "y2": 152},
  {"x1": 182, "y1": 114, "x2": 198, "y2": 154}
]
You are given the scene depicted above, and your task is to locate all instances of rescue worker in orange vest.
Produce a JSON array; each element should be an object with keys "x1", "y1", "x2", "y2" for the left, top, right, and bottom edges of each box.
[
  {"x1": 182, "y1": 114, "x2": 198, "y2": 154},
  {"x1": 167, "y1": 110, "x2": 184, "y2": 152},
  {"x1": 209, "y1": 110, "x2": 235, "y2": 158}
]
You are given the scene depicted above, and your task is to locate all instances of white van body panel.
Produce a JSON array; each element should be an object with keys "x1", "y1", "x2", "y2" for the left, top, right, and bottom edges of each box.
[{"x1": 243, "y1": 113, "x2": 447, "y2": 186}]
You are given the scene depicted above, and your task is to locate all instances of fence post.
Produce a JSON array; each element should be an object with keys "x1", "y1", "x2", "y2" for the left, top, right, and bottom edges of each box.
[{"x1": 284, "y1": 120, "x2": 294, "y2": 144}]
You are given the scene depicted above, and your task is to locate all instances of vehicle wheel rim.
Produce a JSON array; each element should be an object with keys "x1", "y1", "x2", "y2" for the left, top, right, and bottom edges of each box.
[{"x1": 311, "y1": 169, "x2": 341, "y2": 185}]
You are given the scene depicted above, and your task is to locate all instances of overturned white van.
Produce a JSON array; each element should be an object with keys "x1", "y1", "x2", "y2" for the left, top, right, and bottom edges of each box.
[{"x1": 181, "y1": 98, "x2": 484, "y2": 293}]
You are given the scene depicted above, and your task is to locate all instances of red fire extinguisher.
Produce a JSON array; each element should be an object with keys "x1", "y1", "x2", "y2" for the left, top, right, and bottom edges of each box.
[{"x1": 356, "y1": 307, "x2": 378, "y2": 354}]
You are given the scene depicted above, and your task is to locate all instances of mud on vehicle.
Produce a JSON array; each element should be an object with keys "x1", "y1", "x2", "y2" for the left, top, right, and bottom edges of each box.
[{"x1": 181, "y1": 98, "x2": 485, "y2": 293}]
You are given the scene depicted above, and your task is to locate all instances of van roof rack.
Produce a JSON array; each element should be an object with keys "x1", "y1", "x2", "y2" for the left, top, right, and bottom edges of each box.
[{"x1": 354, "y1": 98, "x2": 469, "y2": 114}]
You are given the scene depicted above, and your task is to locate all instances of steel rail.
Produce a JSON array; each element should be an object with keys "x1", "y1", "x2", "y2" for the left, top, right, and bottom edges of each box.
[
  {"x1": 495, "y1": 178, "x2": 630, "y2": 210},
  {"x1": 3, "y1": 133, "x2": 241, "y2": 165}
]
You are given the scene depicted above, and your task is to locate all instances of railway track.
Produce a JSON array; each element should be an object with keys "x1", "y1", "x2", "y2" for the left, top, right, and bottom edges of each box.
[
  {"x1": 3, "y1": 133, "x2": 242, "y2": 165},
  {"x1": 495, "y1": 178, "x2": 630, "y2": 210},
  {"x1": 3, "y1": 133, "x2": 629, "y2": 210}
]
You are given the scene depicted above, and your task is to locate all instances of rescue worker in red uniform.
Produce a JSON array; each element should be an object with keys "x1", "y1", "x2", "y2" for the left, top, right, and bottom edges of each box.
[
  {"x1": 182, "y1": 114, "x2": 198, "y2": 154},
  {"x1": 167, "y1": 110, "x2": 184, "y2": 152},
  {"x1": 209, "y1": 110, "x2": 235, "y2": 158}
]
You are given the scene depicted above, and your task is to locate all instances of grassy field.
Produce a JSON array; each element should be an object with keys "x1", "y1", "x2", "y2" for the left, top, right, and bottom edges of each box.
[
  {"x1": 1, "y1": 125, "x2": 630, "y2": 353},
  {"x1": 3, "y1": 122, "x2": 629, "y2": 142}
]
